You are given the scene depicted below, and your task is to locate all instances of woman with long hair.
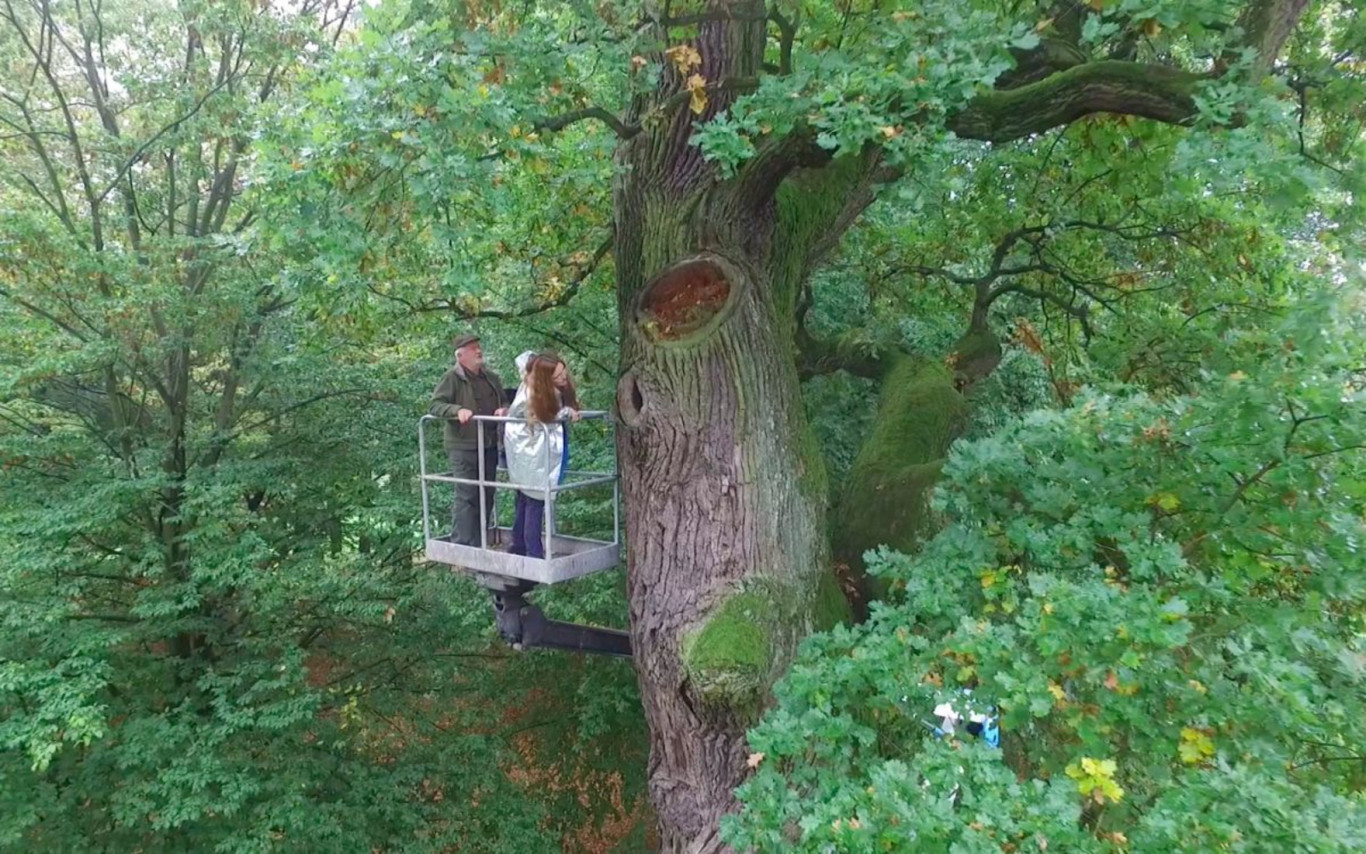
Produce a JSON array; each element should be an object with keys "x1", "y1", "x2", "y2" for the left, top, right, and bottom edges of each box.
[{"x1": 503, "y1": 352, "x2": 579, "y2": 558}]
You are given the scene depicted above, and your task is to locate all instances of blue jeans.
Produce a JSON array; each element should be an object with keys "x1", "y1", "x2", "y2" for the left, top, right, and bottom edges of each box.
[{"x1": 510, "y1": 491, "x2": 546, "y2": 558}]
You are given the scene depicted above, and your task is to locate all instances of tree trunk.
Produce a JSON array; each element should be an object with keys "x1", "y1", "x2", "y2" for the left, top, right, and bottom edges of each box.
[
  {"x1": 603, "y1": 6, "x2": 847, "y2": 850},
  {"x1": 612, "y1": 183, "x2": 830, "y2": 851}
]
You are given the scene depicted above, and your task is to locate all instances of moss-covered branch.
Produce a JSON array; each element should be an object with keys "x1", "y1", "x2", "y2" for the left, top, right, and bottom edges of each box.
[
  {"x1": 950, "y1": 0, "x2": 1309, "y2": 143},
  {"x1": 949, "y1": 61, "x2": 1203, "y2": 143},
  {"x1": 795, "y1": 330, "x2": 892, "y2": 381},
  {"x1": 831, "y1": 357, "x2": 971, "y2": 610},
  {"x1": 771, "y1": 153, "x2": 881, "y2": 318}
]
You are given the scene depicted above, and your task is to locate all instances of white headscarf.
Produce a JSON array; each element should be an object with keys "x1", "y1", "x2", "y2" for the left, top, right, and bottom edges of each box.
[{"x1": 514, "y1": 350, "x2": 535, "y2": 378}]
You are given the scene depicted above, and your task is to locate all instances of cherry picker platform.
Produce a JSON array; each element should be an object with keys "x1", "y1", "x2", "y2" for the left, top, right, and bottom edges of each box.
[{"x1": 418, "y1": 412, "x2": 629, "y2": 658}]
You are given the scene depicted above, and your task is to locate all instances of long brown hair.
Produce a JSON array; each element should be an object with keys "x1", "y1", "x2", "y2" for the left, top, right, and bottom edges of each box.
[
  {"x1": 540, "y1": 351, "x2": 579, "y2": 409},
  {"x1": 525, "y1": 355, "x2": 562, "y2": 423}
]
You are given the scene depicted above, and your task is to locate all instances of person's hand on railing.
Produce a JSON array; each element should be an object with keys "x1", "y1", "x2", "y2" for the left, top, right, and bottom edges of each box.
[
  {"x1": 494, "y1": 407, "x2": 509, "y2": 417},
  {"x1": 456, "y1": 408, "x2": 474, "y2": 424}
]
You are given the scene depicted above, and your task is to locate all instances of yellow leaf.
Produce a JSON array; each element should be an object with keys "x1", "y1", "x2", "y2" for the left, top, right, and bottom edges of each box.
[
  {"x1": 746, "y1": 751, "x2": 765, "y2": 768},
  {"x1": 1048, "y1": 681, "x2": 1067, "y2": 702},
  {"x1": 1034, "y1": 17, "x2": 1055, "y2": 32},
  {"x1": 1082, "y1": 757, "x2": 1116, "y2": 779},
  {"x1": 1067, "y1": 756, "x2": 1125, "y2": 803},
  {"x1": 687, "y1": 74, "x2": 708, "y2": 115},
  {"x1": 1179, "y1": 727, "x2": 1215, "y2": 765},
  {"x1": 1086, "y1": 0, "x2": 1104, "y2": 10},
  {"x1": 1142, "y1": 18, "x2": 1162, "y2": 37},
  {"x1": 665, "y1": 44, "x2": 702, "y2": 73},
  {"x1": 1149, "y1": 492, "x2": 1181, "y2": 512},
  {"x1": 880, "y1": 125, "x2": 899, "y2": 139},
  {"x1": 631, "y1": 55, "x2": 648, "y2": 72}
]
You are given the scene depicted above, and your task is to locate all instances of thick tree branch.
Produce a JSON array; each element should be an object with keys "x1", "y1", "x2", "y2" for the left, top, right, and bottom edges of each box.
[
  {"x1": 949, "y1": 61, "x2": 1202, "y2": 143},
  {"x1": 951, "y1": 0, "x2": 1310, "y2": 143},
  {"x1": 996, "y1": 36, "x2": 1090, "y2": 89},
  {"x1": 795, "y1": 328, "x2": 891, "y2": 382},
  {"x1": 1237, "y1": 0, "x2": 1312, "y2": 79}
]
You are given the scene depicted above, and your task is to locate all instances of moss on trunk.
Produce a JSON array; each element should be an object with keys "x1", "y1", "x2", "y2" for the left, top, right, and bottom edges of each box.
[
  {"x1": 832, "y1": 357, "x2": 969, "y2": 601},
  {"x1": 682, "y1": 591, "x2": 773, "y2": 716}
]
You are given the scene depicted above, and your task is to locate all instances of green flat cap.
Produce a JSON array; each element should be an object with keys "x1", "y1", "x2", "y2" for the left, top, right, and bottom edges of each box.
[{"x1": 452, "y1": 333, "x2": 481, "y2": 350}]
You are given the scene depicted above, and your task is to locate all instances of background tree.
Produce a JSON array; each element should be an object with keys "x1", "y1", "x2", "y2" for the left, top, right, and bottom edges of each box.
[{"x1": 0, "y1": 1, "x2": 647, "y2": 849}]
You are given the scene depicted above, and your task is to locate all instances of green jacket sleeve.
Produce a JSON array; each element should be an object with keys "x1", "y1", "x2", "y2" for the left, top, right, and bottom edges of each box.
[{"x1": 429, "y1": 370, "x2": 464, "y2": 419}]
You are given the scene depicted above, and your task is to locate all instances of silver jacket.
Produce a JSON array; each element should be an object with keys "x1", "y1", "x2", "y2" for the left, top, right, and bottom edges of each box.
[{"x1": 502, "y1": 384, "x2": 569, "y2": 499}]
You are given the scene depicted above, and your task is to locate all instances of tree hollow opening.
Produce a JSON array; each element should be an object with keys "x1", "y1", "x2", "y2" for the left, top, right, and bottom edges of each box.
[
  {"x1": 617, "y1": 370, "x2": 646, "y2": 427},
  {"x1": 636, "y1": 257, "x2": 735, "y2": 343}
]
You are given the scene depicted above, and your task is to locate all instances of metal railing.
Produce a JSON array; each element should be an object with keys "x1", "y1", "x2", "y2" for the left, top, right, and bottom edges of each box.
[{"x1": 418, "y1": 412, "x2": 619, "y2": 562}]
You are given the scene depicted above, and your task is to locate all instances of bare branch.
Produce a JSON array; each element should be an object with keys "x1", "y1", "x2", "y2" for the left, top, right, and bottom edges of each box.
[
  {"x1": 534, "y1": 106, "x2": 640, "y2": 139},
  {"x1": 988, "y1": 282, "x2": 1094, "y2": 338},
  {"x1": 3, "y1": 0, "x2": 106, "y2": 258},
  {"x1": 95, "y1": 78, "x2": 233, "y2": 204},
  {"x1": 0, "y1": 285, "x2": 92, "y2": 341},
  {"x1": 377, "y1": 233, "x2": 615, "y2": 319}
]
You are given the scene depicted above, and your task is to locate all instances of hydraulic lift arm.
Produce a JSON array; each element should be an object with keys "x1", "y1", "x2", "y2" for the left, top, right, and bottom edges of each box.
[{"x1": 491, "y1": 586, "x2": 632, "y2": 658}]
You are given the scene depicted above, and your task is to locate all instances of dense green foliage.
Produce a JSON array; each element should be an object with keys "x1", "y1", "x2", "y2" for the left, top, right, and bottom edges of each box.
[
  {"x1": 727, "y1": 295, "x2": 1366, "y2": 851},
  {"x1": 1, "y1": 0, "x2": 1362, "y2": 850}
]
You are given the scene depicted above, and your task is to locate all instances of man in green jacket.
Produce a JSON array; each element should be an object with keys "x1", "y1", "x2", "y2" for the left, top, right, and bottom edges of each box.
[{"x1": 430, "y1": 333, "x2": 507, "y2": 545}]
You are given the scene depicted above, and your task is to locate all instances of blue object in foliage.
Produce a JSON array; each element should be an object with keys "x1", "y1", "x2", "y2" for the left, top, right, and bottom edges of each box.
[{"x1": 930, "y1": 690, "x2": 999, "y2": 748}]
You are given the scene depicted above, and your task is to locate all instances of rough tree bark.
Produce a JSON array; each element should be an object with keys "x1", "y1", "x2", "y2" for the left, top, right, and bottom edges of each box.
[
  {"x1": 610, "y1": 8, "x2": 834, "y2": 849},
  {"x1": 605, "y1": 2, "x2": 1311, "y2": 850}
]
